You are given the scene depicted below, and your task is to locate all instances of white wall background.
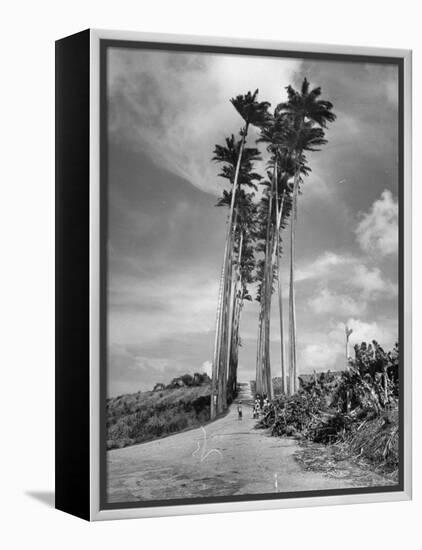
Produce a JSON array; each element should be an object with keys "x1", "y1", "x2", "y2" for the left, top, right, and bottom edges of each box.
[{"x1": 0, "y1": 1, "x2": 419, "y2": 547}]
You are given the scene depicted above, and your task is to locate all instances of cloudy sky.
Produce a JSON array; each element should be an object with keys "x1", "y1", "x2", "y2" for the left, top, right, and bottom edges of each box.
[{"x1": 106, "y1": 46, "x2": 399, "y2": 397}]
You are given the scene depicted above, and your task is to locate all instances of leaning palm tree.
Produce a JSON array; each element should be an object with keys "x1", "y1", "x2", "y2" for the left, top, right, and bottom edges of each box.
[
  {"x1": 227, "y1": 229, "x2": 256, "y2": 399},
  {"x1": 254, "y1": 181, "x2": 276, "y2": 398},
  {"x1": 216, "y1": 187, "x2": 257, "y2": 401},
  {"x1": 221, "y1": 93, "x2": 271, "y2": 385},
  {"x1": 211, "y1": 94, "x2": 268, "y2": 418},
  {"x1": 277, "y1": 78, "x2": 336, "y2": 393},
  {"x1": 213, "y1": 140, "x2": 261, "y2": 416}
]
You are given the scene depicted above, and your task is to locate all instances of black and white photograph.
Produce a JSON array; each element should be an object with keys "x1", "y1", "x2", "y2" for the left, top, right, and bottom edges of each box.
[
  {"x1": 2, "y1": 1, "x2": 420, "y2": 548},
  {"x1": 102, "y1": 40, "x2": 404, "y2": 508},
  {"x1": 2, "y1": 0, "x2": 421, "y2": 543}
]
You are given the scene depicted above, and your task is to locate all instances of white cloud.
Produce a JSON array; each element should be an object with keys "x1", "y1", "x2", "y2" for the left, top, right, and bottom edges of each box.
[
  {"x1": 300, "y1": 341, "x2": 344, "y2": 371},
  {"x1": 299, "y1": 316, "x2": 398, "y2": 374},
  {"x1": 298, "y1": 251, "x2": 397, "y2": 303},
  {"x1": 109, "y1": 268, "x2": 219, "y2": 347},
  {"x1": 365, "y1": 64, "x2": 399, "y2": 106},
  {"x1": 108, "y1": 344, "x2": 202, "y2": 395},
  {"x1": 331, "y1": 318, "x2": 397, "y2": 350},
  {"x1": 133, "y1": 356, "x2": 170, "y2": 373},
  {"x1": 355, "y1": 190, "x2": 398, "y2": 256},
  {"x1": 108, "y1": 48, "x2": 300, "y2": 194},
  {"x1": 309, "y1": 288, "x2": 365, "y2": 316},
  {"x1": 296, "y1": 251, "x2": 355, "y2": 282},
  {"x1": 351, "y1": 264, "x2": 398, "y2": 299}
]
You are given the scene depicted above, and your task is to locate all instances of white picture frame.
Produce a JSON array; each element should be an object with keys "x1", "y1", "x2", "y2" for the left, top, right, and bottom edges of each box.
[{"x1": 55, "y1": 28, "x2": 412, "y2": 521}]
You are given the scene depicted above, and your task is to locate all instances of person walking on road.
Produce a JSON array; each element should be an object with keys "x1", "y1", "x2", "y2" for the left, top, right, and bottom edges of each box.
[
  {"x1": 253, "y1": 398, "x2": 261, "y2": 419},
  {"x1": 237, "y1": 401, "x2": 243, "y2": 420}
]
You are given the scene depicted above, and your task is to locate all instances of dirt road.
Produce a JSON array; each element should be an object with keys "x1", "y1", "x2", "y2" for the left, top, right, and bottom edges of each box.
[{"x1": 107, "y1": 383, "x2": 389, "y2": 503}]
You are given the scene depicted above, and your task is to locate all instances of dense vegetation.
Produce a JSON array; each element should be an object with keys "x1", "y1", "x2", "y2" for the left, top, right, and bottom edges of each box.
[
  {"x1": 257, "y1": 341, "x2": 399, "y2": 477},
  {"x1": 107, "y1": 373, "x2": 211, "y2": 449}
]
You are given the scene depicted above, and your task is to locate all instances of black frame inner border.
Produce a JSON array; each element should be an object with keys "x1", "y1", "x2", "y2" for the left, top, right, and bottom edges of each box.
[{"x1": 99, "y1": 38, "x2": 405, "y2": 511}]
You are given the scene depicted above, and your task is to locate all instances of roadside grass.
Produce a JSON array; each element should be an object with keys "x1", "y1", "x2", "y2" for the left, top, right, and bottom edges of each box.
[
  {"x1": 294, "y1": 409, "x2": 399, "y2": 484},
  {"x1": 107, "y1": 384, "x2": 211, "y2": 449}
]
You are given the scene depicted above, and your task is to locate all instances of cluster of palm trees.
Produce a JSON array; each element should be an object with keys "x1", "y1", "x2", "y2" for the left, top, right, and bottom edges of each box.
[{"x1": 210, "y1": 79, "x2": 336, "y2": 420}]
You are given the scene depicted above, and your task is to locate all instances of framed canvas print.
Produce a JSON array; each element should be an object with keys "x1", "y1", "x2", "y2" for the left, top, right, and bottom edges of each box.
[{"x1": 55, "y1": 29, "x2": 412, "y2": 521}]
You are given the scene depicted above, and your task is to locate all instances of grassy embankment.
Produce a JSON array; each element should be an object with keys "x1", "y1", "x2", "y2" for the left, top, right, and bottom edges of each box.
[{"x1": 107, "y1": 374, "x2": 211, "y2": 449}]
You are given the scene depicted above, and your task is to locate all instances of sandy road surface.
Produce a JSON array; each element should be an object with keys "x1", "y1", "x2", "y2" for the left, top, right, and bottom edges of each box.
[{"x1": 107, "y1": 383, "x2": 387, "y2": 503}]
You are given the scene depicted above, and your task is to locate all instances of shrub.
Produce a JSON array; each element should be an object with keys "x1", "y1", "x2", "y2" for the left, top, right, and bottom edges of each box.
[
  {"x1": 257, "y1": 342, "x2": 399, "y2": 475},
  {"x1": 332, "y1": 341, "x2": 399, "y2": 413}
]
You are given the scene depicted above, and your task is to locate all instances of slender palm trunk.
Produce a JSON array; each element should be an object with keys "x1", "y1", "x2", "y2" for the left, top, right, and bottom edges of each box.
[
  {"x1": 264, "y1": 232, "x2": 274, "y2": 399},
  {"x1": 255, "y1": 310, "x2": 264, "y2": 395},
  {"x1": 256, "y1": 163, "x2": 278, "y2": 399},
  {"x1": 259, "y1": 316, "x2": 267, "y2": 397},
  {"x1": 235, "y1": 299, "x2": 244, "y2": 382},
  {"x1": 227, "y1": 288, "x2": 238, "y2": 401},
  {"x1": 227, "y1": 231, "x2": 243, "y2": 401},
  {"x1": 211, "y1": 242, "x2": 227, "y2": 419},
  {"x1": 274, "y1": 182, "x2": 286, "y2": 395},
  {"x1": 218, "y1": 252, "x2": 231, "y2": 412},
  {"x1": 289, "y1": 172, "x2": 299, "y2": 394},
  {"x1": 226, "y1": 229, "x2": 242, "y2": 375},
  {"x1": 229, "y1": 295, "x2": 243, "y2": 398},
  {"x1": 214, "y1": 124, "x2": 249, "y2": 413},
  {"x1": 256, "y1": 303, "x2": 264, "y2": 394},
  {"x1": 220, "y1": 215, "x2": 238, "y2": 407},
  {"x1": 256, "y1": 231, "x2": 270, "y2": 396},
  {"x1": 224, "y1": 252, "x2": 236, "y2": 393},
  {"x1": 276, "y1": 248, "x2": 286, "y2": 395},
  {"x1": 264, "y1": 165, "x2": 277, "y2": 399},
  {"x1": 217, "y1": 244, "x2": 232, "y2": 413}
]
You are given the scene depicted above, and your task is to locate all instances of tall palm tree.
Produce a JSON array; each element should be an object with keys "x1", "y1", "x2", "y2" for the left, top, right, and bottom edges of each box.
[
  {"x1": 221, "y1": 95, "x2": 270, "y2": 404},
  {"x1": 227, "y1": 231, "x2": 255, "y2": 399},
  {"x1": 277, "y1": 78, "x2": 336, "y2": 393},
  {"x1": 256, "y1": 114, "x2": 293, "y2": 396},
  {"x1": 211, "y1": 95, "x2": 268, "y2": 417},
  {"x1": 254, "y1": 167, "x2": 285, "y2": 398},
  {"x1": 215, "y1": 141, "x2": 261, "y2": 414},
  {"x1": 273, "y1": 165, "x2": 294, "y2": 394},
  {"x1": 217, "y1": 187, "x2": 257, "y2": 401}
]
